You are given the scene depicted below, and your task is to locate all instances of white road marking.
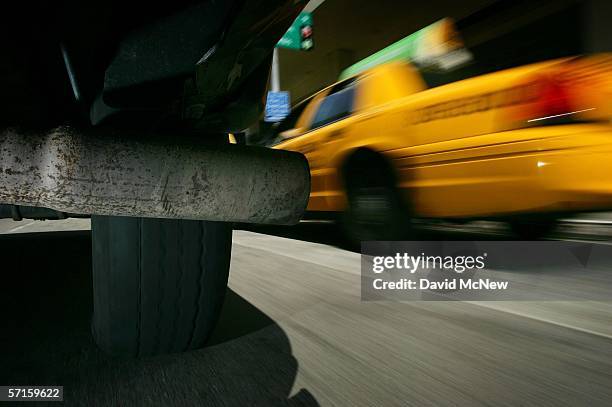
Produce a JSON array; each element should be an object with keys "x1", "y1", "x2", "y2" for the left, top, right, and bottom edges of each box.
[
  {"x1": 4, "y1": 221, "x2": 37, "y2": 234},
  {"x1": 467, "y1": 301, "x2": 612, "y2": 340}
]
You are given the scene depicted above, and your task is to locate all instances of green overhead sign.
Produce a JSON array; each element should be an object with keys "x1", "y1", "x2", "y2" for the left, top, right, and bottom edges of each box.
[
  {"x1": 339, "y1": 32, "x2": 423, "y2": 80},
  {"x1": 339, "y1": 18, "x2": 470, "y2": 80},
  {"x1": 277, "y1": 12, "x2": 314, "y2": 51}
]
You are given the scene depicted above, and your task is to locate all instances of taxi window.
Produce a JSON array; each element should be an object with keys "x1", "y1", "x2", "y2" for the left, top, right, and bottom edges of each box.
[{"x1": 310, "y1": 81, "x2": 356, "y2": 130}]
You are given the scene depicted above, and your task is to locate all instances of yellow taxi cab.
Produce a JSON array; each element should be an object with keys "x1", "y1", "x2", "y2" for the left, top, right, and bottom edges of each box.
[{"x1": 273, "y1": 54, "x2": 612, "y2": 241}]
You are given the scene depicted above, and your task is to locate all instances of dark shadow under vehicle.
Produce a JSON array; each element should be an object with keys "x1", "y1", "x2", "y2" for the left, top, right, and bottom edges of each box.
[
  {"x1": 0, "y1": 230, "x2": 318, "y2": 406},
  {"x1": 0, "y1": 0, "x2": 311, "y2": 358}
]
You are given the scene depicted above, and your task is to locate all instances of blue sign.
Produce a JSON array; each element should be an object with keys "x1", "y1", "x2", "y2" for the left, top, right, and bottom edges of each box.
[{"x1": 265, "y1": 91, "x2": 291, "y2": 122}]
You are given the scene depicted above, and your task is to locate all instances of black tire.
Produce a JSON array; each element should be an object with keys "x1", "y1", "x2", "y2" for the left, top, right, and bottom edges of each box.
[
  {"x1": 91, "y1": 216, "x2": 232, "y2": 357},
  {"x1": 509, "y1": 218, "x2": 557, "y2": 239},
  {"x1": 342, "y1": 152, "x2": 412, "y2": 243}
]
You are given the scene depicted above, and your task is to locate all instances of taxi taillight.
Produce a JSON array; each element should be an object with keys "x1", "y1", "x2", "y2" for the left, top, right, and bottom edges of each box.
[
  {"x1": 521, "y1": 75, "x2": 578, "y2": 124},
  {"x1": 520, "y1": 56, "x2": 612, "y2": 125},
  {"x1": 533, "y1": 77, "x2": 573, "y2": 119}
]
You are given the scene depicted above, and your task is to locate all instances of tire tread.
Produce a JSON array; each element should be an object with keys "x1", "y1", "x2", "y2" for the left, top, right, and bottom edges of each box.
[{"x1": 91, "y1": 216, "x2": 231, "y2": 357}]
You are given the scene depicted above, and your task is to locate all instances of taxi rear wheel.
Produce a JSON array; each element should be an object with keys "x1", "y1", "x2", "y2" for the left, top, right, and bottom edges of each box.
[{"x1": 342, "y1": 151, "x2": 412, "y2": 243}]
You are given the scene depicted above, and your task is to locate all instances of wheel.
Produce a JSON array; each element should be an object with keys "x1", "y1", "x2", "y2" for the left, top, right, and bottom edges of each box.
[
  {"x1": 341, "y1": 151, "x2": 412, "y2": 243},
  {"x1": 91, "y1": 215, "x2": 232, "y2": 357},
  {"x1": 509, "y1": 218, "x2": 557, "y2": 239}
]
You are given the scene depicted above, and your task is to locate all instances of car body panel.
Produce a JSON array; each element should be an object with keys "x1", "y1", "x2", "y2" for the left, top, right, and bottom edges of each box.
[{"x1": 275, "y1": 56, "x2": 612, "y2": 219}]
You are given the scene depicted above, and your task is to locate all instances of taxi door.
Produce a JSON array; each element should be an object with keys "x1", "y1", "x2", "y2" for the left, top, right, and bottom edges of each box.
[{"x1": 301, "y1": 80, "x2": 358, "y2": 211}]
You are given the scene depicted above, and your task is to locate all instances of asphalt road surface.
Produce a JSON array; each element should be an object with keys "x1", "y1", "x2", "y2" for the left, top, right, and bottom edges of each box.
[{"x1": 0, "y1": 218, "x2": 611, "y2": 406}]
